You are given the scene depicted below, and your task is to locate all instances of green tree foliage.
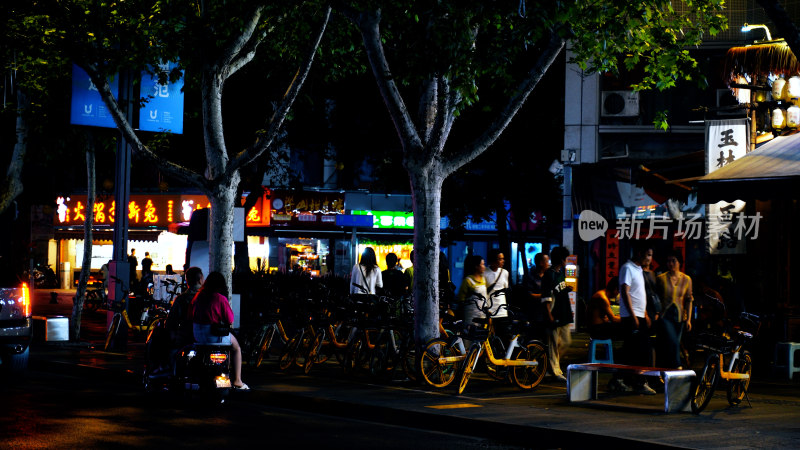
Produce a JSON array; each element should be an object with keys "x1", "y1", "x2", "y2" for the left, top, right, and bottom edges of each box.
[
  {"x1": 336, "y1": 0, "x2": 726, "y2": 344},
  {"x1": 16, "y1": 1, "x2": 334, "y2": 284}
]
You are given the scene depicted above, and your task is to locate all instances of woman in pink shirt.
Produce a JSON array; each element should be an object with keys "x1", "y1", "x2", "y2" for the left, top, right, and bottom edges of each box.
[{"x1": 191, "y1": 271, "x2": 248, "y2": 390}]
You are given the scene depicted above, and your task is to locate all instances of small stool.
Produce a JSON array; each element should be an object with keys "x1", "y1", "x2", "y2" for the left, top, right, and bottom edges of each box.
[
  {"x1": 774, "y1": 342, "x2": 800, "y2": 380},
  {"x1": 589, "y1": 338, "x2": 614, "y2": 364}
]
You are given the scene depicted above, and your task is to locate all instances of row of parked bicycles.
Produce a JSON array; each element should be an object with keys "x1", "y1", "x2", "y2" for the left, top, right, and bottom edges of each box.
[
  {"x1": 92, "y1": 269, "x2": 766, "y2": 412},
  {"x1": 236, "y1": 282, "x2": 550, "y2": 394}
]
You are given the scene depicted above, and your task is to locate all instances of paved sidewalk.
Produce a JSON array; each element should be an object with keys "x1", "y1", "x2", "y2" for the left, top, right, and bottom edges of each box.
[{"x1": 27, "y1": 289, "x2": 800, "y2": 448}]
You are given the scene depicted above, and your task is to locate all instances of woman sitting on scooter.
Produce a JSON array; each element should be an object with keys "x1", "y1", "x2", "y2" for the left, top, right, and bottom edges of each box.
[{"x1": 190, "y1": 271, "x2": 249, "y2": 390}]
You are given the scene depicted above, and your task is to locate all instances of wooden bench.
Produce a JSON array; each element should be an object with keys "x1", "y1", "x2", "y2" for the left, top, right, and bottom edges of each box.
[{"x1": 567, "y1": 363, "x2": 696, "y2": 413}]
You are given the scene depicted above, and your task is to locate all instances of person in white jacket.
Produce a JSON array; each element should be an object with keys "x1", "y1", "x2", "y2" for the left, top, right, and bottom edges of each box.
[
  {"x1": 483, "y1": 249, "x2": 509, "y2": 318},
  {"x1": 350, "y1": 247, "x2": 383, "y2": 294}
]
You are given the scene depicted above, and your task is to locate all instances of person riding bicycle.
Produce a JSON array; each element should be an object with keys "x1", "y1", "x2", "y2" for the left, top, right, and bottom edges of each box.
[
  {"x1": 190, "y1": 271, "x2": 249, "y2": 390},
  {"x1": 166, "y1": 266, "x2": 203, "y2": 349}
]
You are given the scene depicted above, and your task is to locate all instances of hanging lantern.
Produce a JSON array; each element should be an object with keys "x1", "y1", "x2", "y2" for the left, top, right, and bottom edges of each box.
[
  {"x1": 773, "y1": 108, "x2": 787, "y2": 129},
  {"x1": 773, "y1": 77, "x2": 787, "y2": 100},
  {"x1": 788, "y1": 105, "x2": 800, "y2": 128},
  {"x1": 789, "y1": 76, "x2": 800, "y2": 98}
]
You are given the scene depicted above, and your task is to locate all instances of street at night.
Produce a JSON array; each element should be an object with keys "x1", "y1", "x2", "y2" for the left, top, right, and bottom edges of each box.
[{"x1": 4, "y1": 2, "x2": 800, "y2": 449}]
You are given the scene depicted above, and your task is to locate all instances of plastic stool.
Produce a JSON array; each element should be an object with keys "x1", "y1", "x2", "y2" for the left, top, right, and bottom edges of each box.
[
  {"x1": 774, "y1": 342, "x2": 800, "y2": 380},
  {"x1": 589, "y1": 338, "x2": 614, "y2": 363}
]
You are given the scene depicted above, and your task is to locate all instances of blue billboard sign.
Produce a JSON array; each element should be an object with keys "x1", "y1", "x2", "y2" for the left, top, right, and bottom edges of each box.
[
  {"x1": 139, "y1": 62, "x2": 184, "y2": 134},
  {"x1": 70, "y1": 64, "x2": 119, "y2": 129},
  {"x1": 336, "y1": 214, "x2": 374, "y2": 228}
]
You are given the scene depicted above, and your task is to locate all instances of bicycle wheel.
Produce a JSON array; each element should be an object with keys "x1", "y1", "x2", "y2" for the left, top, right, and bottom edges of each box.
[
  {"x1": 304, "y1": 331, "x2": 323, "y2": 375},
  {"x1": 369, "y1": 331, "x2": 390, "y2": 379},
  {"x1": 294, "y1": 330, "x2": 314, "y2": 368},
  {"x1": 420, "y1": 339, "x2": 459, "y2": 388},
  {"x1": 400, "y1": 334, "x2": 418, "y2": 383},
  {"x1": 342, "y1": 337, "x2": 364, "y2": 375},
  {"x1": 104, "y1": 313, "x2": 122, "y2": 352},
  {"x1": 313, "y1": 328, "x2": 332, "y2": 365},
  {"x1": 371, "y1": 329, "x2": 403, "y2": 380},
  {"x1": 510, "y1": 341, "x2": 548, "y2": 390},
  {"x1": 727, "y1": 351, "x2": 752, "y2": 406},
  {"x1": 258, "y1": 326, "x2": 280, "y2": 368},
  {"x1": 691, "y1": 354, "x2": 719, "y2": 414},
  {"x1": 485, "y1": 335, "x2": 507, "y2": 381},
  {"x1": 458, "y1": 345, "x2": 480, "y2": 395},
  {"x1": 279, "y1": 332, "x2": 302, "y2": 371},
  {"x1": 331, "y1": 323, "x2": 353, "y2": 364}
]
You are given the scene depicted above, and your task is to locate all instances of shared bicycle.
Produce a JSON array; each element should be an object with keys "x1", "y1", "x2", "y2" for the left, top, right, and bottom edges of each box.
[
  {"x1": 104, "y1": 275, "x2": 169, "y2": 352},
  {"x1": 691, "y1": 312, "x2": 760, "y2": 414}
]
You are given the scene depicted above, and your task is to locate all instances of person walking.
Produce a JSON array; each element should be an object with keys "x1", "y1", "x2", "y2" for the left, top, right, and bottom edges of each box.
[
  {"x1": 350, "y1": 247, "x2": 383, "y2": 295},
  {"x1": 540, "y1": 246, "x2": 573, "y2": 382},
  {"x1": 483, "y1": 249, "x2": 509, "y2": 319},
  {"x1": 611, "y1": 241, "x2": 656, "y2": 394},
  {"x1": 656, "y1": 251, "x2": 693, "y2": 369}
]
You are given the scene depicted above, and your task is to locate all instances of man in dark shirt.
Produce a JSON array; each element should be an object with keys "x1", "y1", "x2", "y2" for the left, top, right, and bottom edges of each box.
[
  {"x1": 521, "y1": 252, "x2": 550, "y2": 323},
  {"x1": 381, "y1": 253, "x2": 409, "y2": 299},
  {"x1": 141, "y1": 252, "x2": 154, "y2": 291},
  {"x1": 128, "y1": 249, "x2": 138, "y2": 287},
  {"x1": 540, "y1": 246, "x2": 573, "y2": 382},
  {"x1": 166, "y1": 267, "x2": 203, "y2": 349}
]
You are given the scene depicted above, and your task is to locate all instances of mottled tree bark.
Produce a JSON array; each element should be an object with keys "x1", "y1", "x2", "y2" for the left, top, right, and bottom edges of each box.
[
  {"x1": 0, "y1": 89, "x2": 28, "y2": 216},
  {"x1": 72, "y1": 134, "x2": 96, "y2": 341}
]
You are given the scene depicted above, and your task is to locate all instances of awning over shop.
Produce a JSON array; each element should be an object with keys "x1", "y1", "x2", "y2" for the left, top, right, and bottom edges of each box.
[
  {"x1": 637, "y1": 150, "x2": 704, "y2": 203},
  {"x1": 696, "y1": 131, "x2": 800, "y2": 203},
  {"x1": 722, "y1": 42, "x2": 799, "y2": 82},
  {"x1": 54, "y1": 228, "x2": 164, "y2": 242}
]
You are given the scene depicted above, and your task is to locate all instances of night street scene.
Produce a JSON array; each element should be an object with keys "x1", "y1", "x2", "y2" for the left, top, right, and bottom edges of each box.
[{"x1": 2, "y1": 1, "x2": 800, "y2": 449}]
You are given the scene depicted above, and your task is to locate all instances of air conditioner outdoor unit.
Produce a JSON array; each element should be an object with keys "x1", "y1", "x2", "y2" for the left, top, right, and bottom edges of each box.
[{"x1": 601, "y1": 90, "x2": 640, "y2": 117}]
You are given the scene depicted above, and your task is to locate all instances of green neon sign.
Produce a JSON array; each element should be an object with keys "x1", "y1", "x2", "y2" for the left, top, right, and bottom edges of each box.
[{"x1": 352, "y1": 210, "x2": 414, "y2": 229}]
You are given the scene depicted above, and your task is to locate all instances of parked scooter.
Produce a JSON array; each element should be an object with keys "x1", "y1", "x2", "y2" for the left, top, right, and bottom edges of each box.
[{"x1": 143, "y1": 319, "x2": 233, "y2": 404}]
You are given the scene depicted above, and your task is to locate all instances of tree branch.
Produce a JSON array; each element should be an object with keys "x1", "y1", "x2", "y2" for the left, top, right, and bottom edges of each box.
[
  {"x1": 427, "y1": 76, "x2": 454, "y2": 155},
  {"x1": 219, "y1": 6, "x2": 267, "y2": 81},
  {"x1": 442, "y1": 32, "x2": 565, "y2": 177},
  {"x1": 0, "y1": 88, "x2": 28, "y2": 215},
  {"x1": 228, "y1": 5, "x2": 332, "y2": 175},
  {"x1": 81, "y1": 64, "x2": 209, "y2": 190},
  {"x1": 350, "y1": 9, "x2": 423, "y2": 152},
  {"x1": 416, "y1": 78, "x2": 438, "y2": 146}
]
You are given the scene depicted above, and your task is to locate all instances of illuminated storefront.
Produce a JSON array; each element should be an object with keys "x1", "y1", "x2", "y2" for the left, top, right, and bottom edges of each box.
[
  {"x1": 49, "y1": 189, "x2": 543, "y2": 288},
  {"x1": 52, "y1": 191, "x2": 272, "y2": 284}
]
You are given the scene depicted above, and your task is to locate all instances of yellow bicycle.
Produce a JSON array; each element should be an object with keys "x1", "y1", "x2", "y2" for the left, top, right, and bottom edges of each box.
[{"x1": 691, "y1": 312, "x2": 760, "y2": 413}]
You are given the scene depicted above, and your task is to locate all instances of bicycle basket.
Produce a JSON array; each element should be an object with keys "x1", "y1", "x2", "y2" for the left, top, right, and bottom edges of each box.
[{"x1": 465, "y1": 324, "x2": 490, "y2": 341}]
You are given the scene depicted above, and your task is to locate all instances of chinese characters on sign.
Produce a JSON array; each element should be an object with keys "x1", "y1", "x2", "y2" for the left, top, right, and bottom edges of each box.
[
  {"x1": 54, "y1": 193, "x2": 271, "y2": 228},
  {"x1": 139, "y1": 61, "x2": 185, "y2": 134},
  {"x1": 705, "y1": 119, "x2": 750, "y2": 254},
  {"x1": 70, "y1": 65, "x2": 120, "y2": 129},
  {"x1": 268, "y1": 191, "x2": 345, "y2": 227},
  {"x1": 605, "y1": 229, "x2": 619, "y2": 286}
]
